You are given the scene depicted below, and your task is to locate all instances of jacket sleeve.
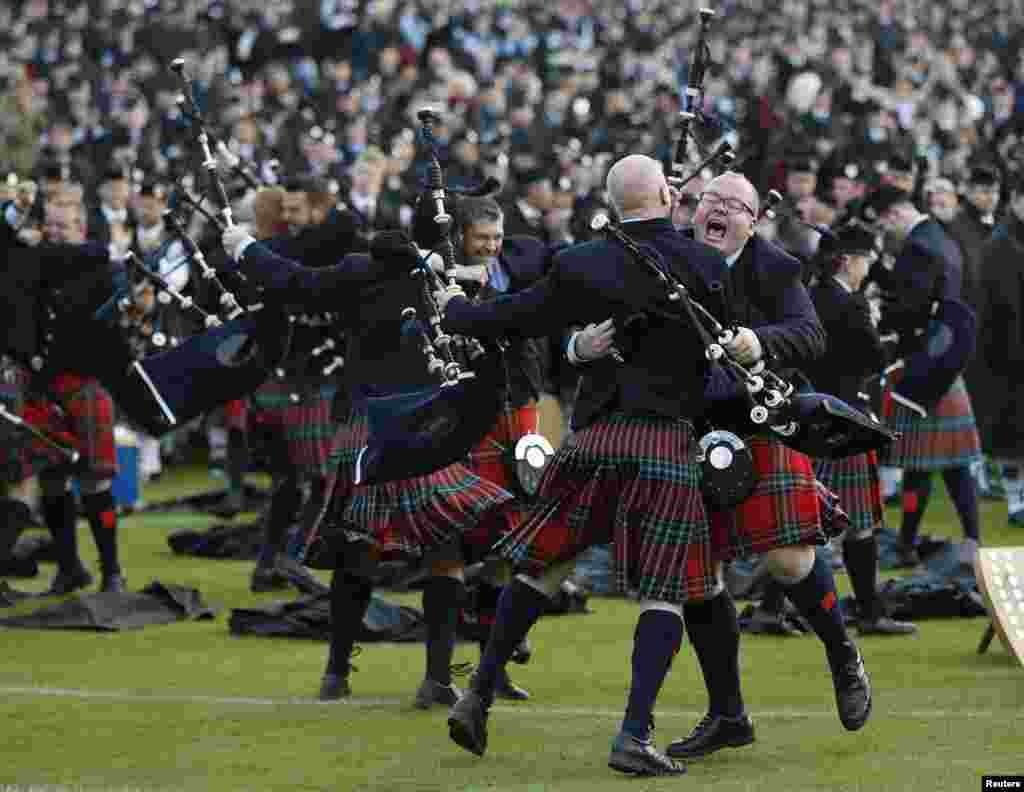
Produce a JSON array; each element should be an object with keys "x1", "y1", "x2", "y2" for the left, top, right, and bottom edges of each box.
[
  {"x1": 442, "y1": 271, "x2": 565, "y2": 339},
  {"x1": 237, "y1": 241, "x2": 384, "y2": 310},
  {"x1": 753, "y1": 261, "x2": 827, "y2": 368}
]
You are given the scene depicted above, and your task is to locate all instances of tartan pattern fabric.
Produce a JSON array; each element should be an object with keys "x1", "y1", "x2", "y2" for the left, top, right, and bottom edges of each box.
[
  {"x1": 28, "y1": 374, "x2": 118, "y2": 479},
  {"x1": 307, "y1": 407, "x2": 517, "y2": 561},
  {"x1": 465, "y1": 403, "x2": 540, "y2": 491},
  {"x1": 881, "y1": 376, "x2": 981, "y2": 470},
  {"x1": 494, "y1": 412, "x2": 715, "y2": 604},
  {"x1": 814, "y1": 450, "x2": 883, "y2": 538},
  {"x1": 250, "y1": 380, "x2": 338, "y2": 475},
  {"x1": 709, "y1": 435, "x2": 836, "y2": 562}
]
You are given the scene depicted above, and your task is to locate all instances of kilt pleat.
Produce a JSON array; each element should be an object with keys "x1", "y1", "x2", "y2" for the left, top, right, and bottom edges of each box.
[
  {"x1": 881, "y1": 376, "x2": 981, "y2": 470},
  {"x1": 709, "y1": 436, "x2": 838, "y2": 561},
  {"x1": 250, "y1": 381, "x2": 337, "y2": 475},
  {"x1": 814, "y1": 451, "x2": 882, "y2": 537},
  {"x1": 307, "y1": 407, "x2": 517, "y2": 560},
  {"x1": 495, "y1": 413, "x2": 714, "y2": 604}
]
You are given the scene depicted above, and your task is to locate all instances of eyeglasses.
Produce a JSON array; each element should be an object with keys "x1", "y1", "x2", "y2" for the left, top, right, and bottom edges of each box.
[{"x1": 698, "y1": 191, "x2": 756, "y2": 218}]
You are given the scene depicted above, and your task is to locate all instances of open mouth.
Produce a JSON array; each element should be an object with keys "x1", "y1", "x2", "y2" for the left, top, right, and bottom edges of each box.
[{"x1": 705, "y1": 218, "x2": 728, "y2": 243}]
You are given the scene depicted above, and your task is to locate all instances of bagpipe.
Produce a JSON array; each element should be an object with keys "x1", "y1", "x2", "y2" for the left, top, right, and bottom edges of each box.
[
  {"x1": 65, "y1": 59, "x2": 293, "y2": 436},
  {"x1": 355, "y1": 110, "x2": 536, "y2": 488}
]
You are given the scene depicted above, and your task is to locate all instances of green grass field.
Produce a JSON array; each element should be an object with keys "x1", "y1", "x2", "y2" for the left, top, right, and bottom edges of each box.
[{"x1": 1, "y1": 466, "x2": 1021, "y2": 792}]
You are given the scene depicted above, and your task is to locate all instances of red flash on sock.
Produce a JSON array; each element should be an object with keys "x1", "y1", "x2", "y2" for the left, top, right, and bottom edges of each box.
[
  {"x1": 100, "y1": 510, "x2": 117, "y2": 531},
  {"x1": 902, "y1": 492, "x2": 919, "y2": 512},
  {"x1": 821, "y1": 591, "x2": 837, "y2": 611}
]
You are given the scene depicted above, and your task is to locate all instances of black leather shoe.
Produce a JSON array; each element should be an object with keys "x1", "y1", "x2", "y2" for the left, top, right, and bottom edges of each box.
[
  {"x1": 318, "y1": 673, "x2": 351, "y2": 701},
  {"x1": 858, "y1": 615, "x2": 918, "y2": 635},
  {"x1": 830, "y1": 647, "x2": 872, "y2": 731},
  {"x1": 608, "y1": 732, "x2": 686, "y2": 776},
  {"x1": 414, "y1": 678, "x2": 462, "y2": 710},
  {"x1": 100, "y1": 572, "x2": 127, "y2": 593},
  {"x1": 448, "y1": 690, "x2": 489, "y2": 756},
  {"x1": 44, "y1": 567, "x2": 93, "y2": 596},
  {"x1": 250, "y1": 564, "x2": 289, "y2": 593},
  {"x1": 666, "y1": 713, "x2": 756, "y2": 759}
]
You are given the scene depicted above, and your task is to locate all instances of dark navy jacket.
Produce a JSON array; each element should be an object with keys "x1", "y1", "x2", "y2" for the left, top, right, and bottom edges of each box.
[
  {"x1": 806, "y1": 278, "x2": 884, "y2": 405},
  {"x1": 442, "y1": 217, "x2": 727, "y2": 429}
]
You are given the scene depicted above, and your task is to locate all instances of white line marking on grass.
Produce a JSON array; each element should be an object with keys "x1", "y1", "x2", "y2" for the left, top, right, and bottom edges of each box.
[{"x1": 0, "y1": 685, "x2": 999, "y2": 720}]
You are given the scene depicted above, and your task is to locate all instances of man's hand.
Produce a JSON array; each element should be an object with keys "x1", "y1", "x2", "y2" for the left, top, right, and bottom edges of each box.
[
  {"x1": 434, "y1": 284, "x2": 467, "y2": 313},
  {"x1": 222, "y1": 225, "x2": 254, "y2": 260},
  {"x1": 724, "y1": 326, "x2": 762, "y2": 365},
  {"x1": 574, "y1": 318, "x2": 616, "y2": 361},
  {"x1": 451, "y1": 264, "x2": 488, "y2": 286}
]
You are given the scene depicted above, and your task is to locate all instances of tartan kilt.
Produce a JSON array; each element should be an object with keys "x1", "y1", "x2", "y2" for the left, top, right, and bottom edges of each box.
[
  {"x1": 307, "y1": 407, "x2": 518, "y2": 563},
  {"x1": 28, "y1": 374, "x2": 118, "y2": 479},
  {"x1": 814, "y1": 451, "x2": 883, "y2": 538},
  {"x1": 881, "y1": 376, "x2": 981, "y2": 470},
  {"x1": 250, "y1": 380, "x2": 337, "y2": 475},
  {"x1": 495, "y1": 412, "x2": 714, "y2": 604},
  {"x1": 465, "y1": 402, "x2": 540, "y2": 492},
  {"x1": 709, "y1": 436, "x2": 843, "y2": 562}
]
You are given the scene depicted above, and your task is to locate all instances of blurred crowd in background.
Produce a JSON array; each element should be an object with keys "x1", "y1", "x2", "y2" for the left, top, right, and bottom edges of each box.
[{"x1": 1, "y1": 0, "x2": 1023, "y2": 251}]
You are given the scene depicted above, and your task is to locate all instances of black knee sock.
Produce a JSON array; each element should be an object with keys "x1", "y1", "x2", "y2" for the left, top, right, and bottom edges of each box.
[
  {"x1": 289, "y1": 476, "x2": 328, "y2": 562},
  {"x1": 780, "y1": 553, "x2": 855, "y2": 664},
  {"x1": 683, "y1": 591, "x2": 745, "y2": 718},
  {"x1": 759, "y1": 579, "x2": 787, "y2": 613},
  {"x1": 474, "y1": 579, "x2": 548, "y2": 704},
  {"x1": 326, "y1": 569, "x2": 373, "y2": 676},
  {"x1": 842, "y1": 534, "x2": 880, "y2": 621},
  {"x1": 899, "y1": 472, "x2": 933, "y2": 548},
  {"x1": 81, "y1": 490, "x2": 119, "y2": 575},
  {"x1": 227, "y1": 428, "x2": 248, "y2": 499},
  {"x1": 258, "y1": 476, "x2": 303, "y2": 567},
  {"x1": 622, "y1": 609, "x2": 683, "y2": 740},
  {"x1": 423, "y1": 576, "x2": 464, "y2": 685},
  {"x1": 942, "y1": 467, "x2": 980, "y2": 542},
  {"x1": 42, "y1": 492, "x2": 80, "y2": 575}
]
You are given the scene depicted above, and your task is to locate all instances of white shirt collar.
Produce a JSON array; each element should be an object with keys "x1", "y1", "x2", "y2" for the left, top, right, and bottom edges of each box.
[{"x1": 832, "y1": 274, "x2": 854, "y2": 293}]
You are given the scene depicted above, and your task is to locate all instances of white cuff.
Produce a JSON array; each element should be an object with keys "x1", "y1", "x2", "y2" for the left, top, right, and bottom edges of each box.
[
  {"x1": 234, "y1": 236, "x2": 257, "y2": 261},
  {"x1": 566, "y1": 330, "x2": 584, "y2": 365}
]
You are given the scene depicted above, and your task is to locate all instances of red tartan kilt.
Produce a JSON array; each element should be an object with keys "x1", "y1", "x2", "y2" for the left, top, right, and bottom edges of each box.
[
  {"x1": 26, "y1": 374, "x2": 118, "y2": 479},
  {"x1": 813, "y1": 451, "x2": 882, "y2": 537},
  {"x1": 709, "y1": 436, "x2": 841, "y2": 562},
  {"x1": 306, "y1": 409, "x2": 517, "y2": 562},
  {"x1": 495, "y1": 413, "x2": 714, "y2": 604},
  {"x1": 250, "y1": 382, "x2": 337, "y2": 474},
  {"x1": 466, "y1": 403, "x2": 540, "y2": 491}
]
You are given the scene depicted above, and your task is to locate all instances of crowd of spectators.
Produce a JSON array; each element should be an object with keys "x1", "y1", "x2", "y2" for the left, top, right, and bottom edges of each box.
[{"x1": 1, "y1": 0, "x2": 1022, "y2": 250}]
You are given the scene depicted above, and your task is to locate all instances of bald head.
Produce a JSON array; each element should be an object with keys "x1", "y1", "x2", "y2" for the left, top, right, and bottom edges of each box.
[{"x1": 606, "y1": 155, "x2": 672, "y2": 220}]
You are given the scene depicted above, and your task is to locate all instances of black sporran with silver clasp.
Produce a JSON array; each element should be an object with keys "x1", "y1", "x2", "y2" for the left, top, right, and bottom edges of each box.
[
  {"x1": 511, "y1": 432, "x2": 555, "y2": 497},
  {"x1": 698, "y1": 429, "x2": 755, "y2": 509}
]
